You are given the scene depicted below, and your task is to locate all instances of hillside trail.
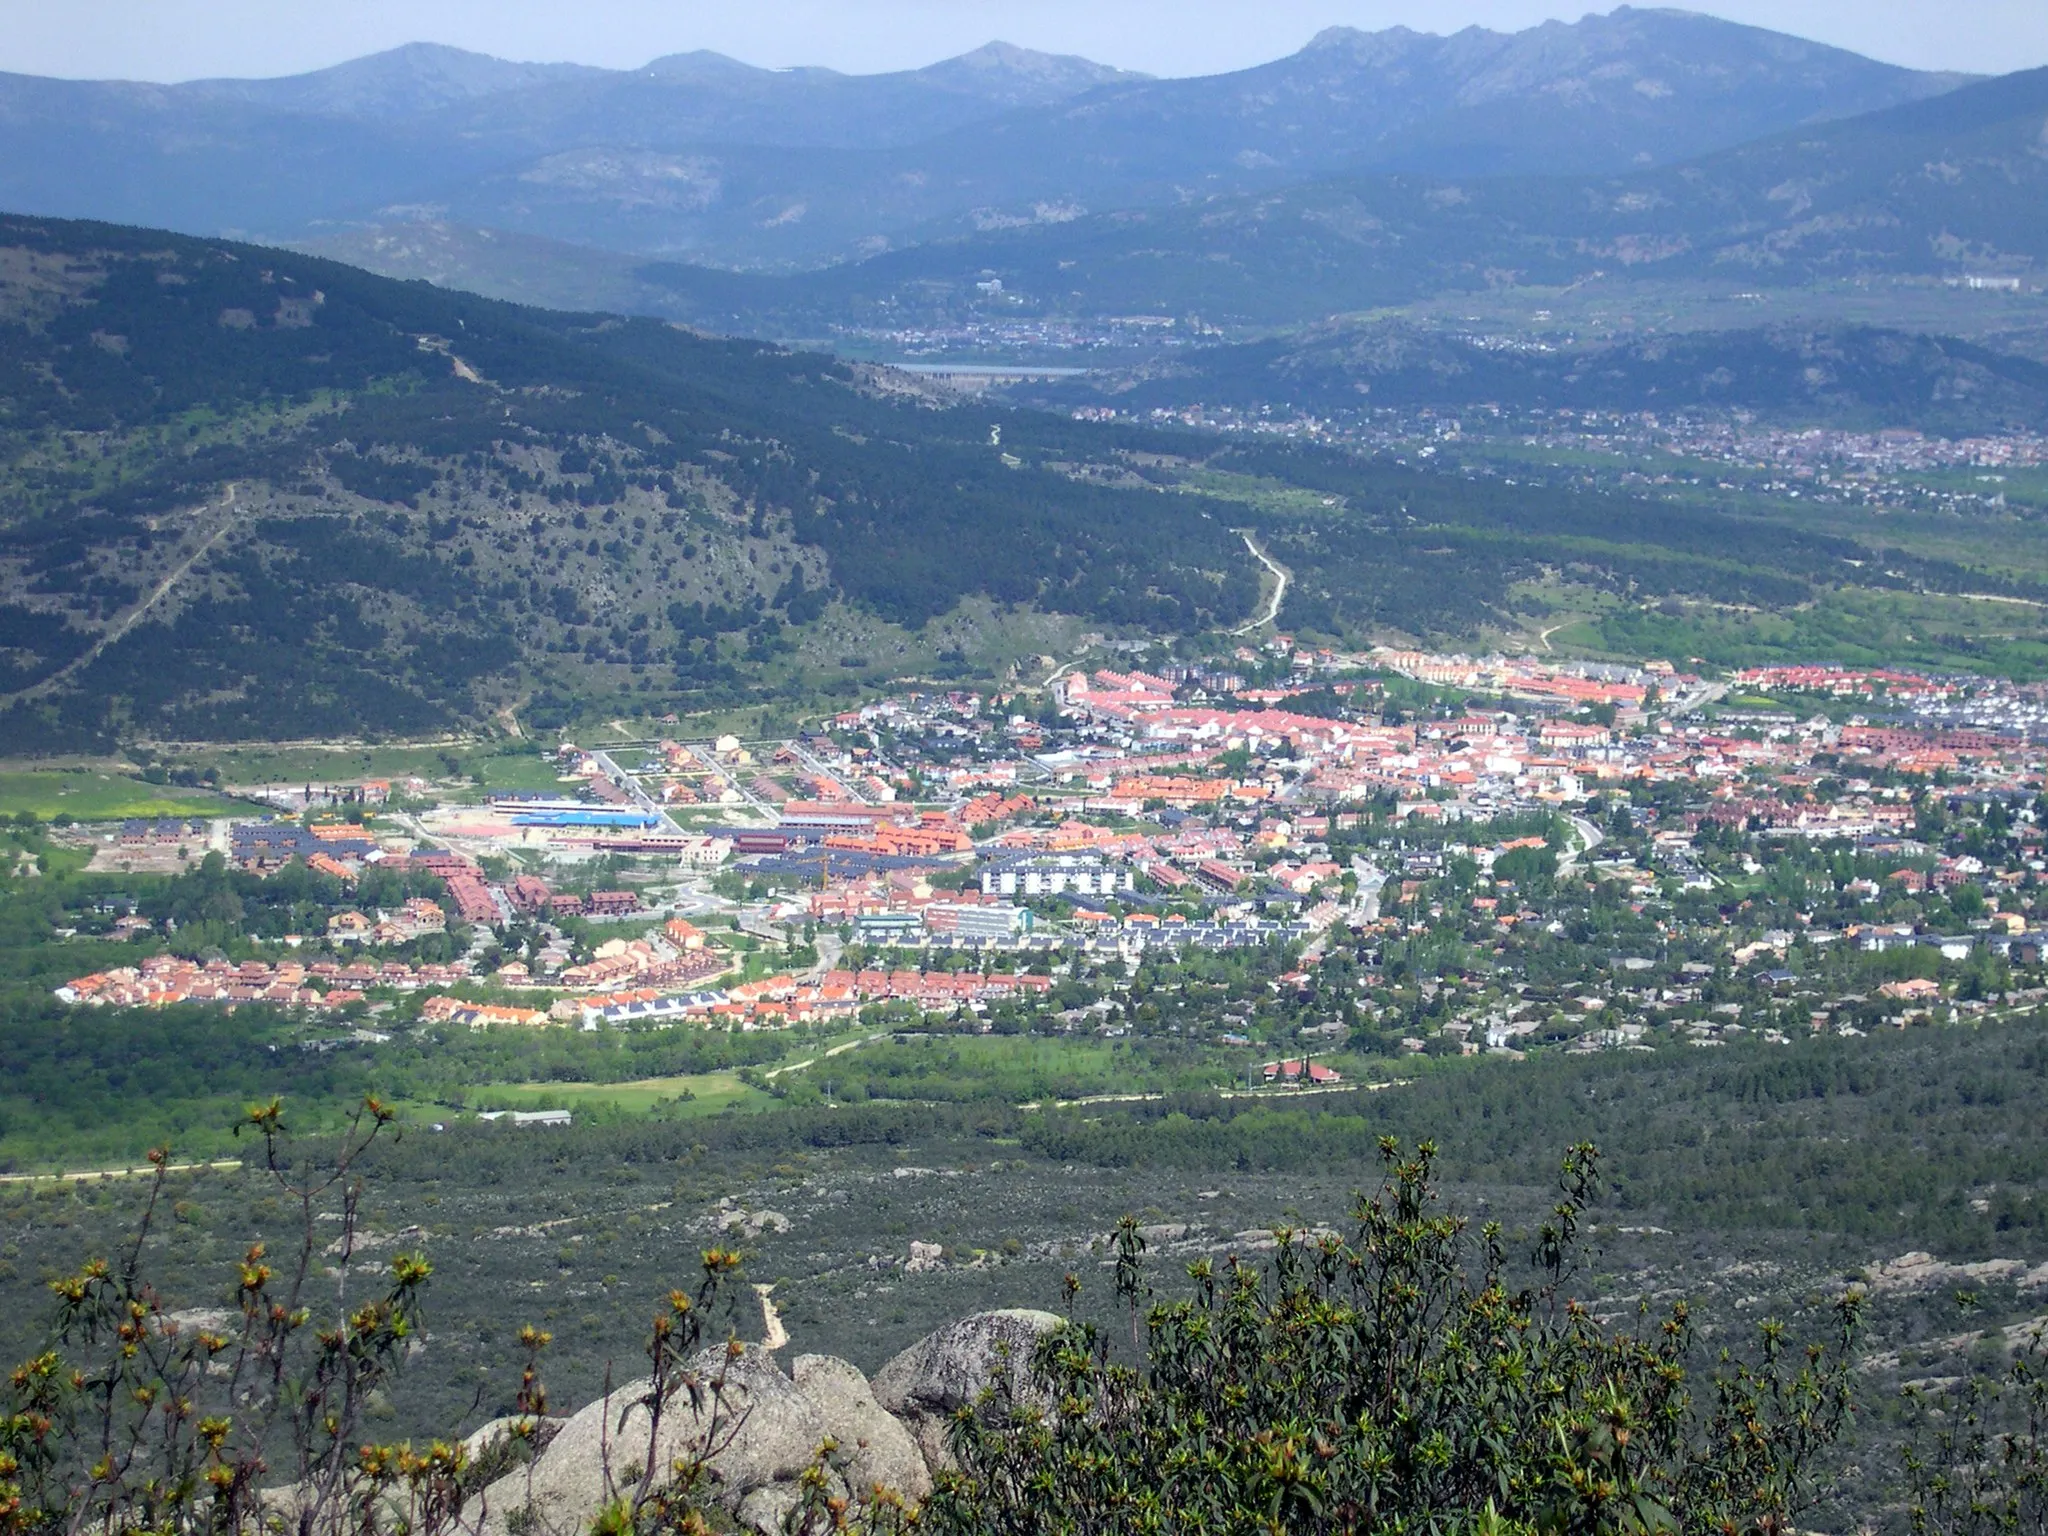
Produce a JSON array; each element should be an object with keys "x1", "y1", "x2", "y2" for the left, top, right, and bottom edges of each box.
[
  {"x1": 16, "y1": 483, "x2": 239, "y2": 702},
  {"x1": 0, "y1": 1157, "x2": 241, "y2": 1185},
  {"x1": 1044, "y1": 645, "x2": 1096, "y2": 686},
  {"x1": 1231, "y1": 532, "x2": 1289, "y2": 635},
  {"x1": 755, "y1": 1284, "x2": 789, "y2": 1351}
]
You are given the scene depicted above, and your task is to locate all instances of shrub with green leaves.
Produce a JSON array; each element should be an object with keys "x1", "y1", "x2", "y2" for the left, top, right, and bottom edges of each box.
[
  {"x1": 0, "y1": 1100, "x2": 490, "y2": 1536},
  {"x1": 9, "y1": 1119, "x2": 2043, "y2": 1536},
  {"x1": 912, "y1": 1140, "x2": 1861, "y2": 1536}
]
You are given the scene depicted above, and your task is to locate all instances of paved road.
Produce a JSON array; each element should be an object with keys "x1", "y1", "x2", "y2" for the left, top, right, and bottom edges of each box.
[
  {"x1": 0, "y1": 1158, "x2": 243, "y2": 1185},
  {"x1": 591, "y1": 749, "x2": 685, "y2": 834},
  {"x1": 1665, "y1": 679, "x2": 1730, "y2": 715},
  {"x1": 810, "y1": 929, "x2": 844, "y2": 978},
  {"x1": 1349, "y1": 859, "x2": 1388, "y2": 923},
  {"x1": 1559, "y1": 814, "x2": 1607, "y2": 874},
  {"x1": 738, "y1": 910, "x2": 793, "y2": 946},
  {"x1": 783, "y1": 738, "x2": 868, "y2": 804}
]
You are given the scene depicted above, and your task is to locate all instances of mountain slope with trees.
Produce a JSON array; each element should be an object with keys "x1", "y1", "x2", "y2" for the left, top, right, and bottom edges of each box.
[
  {"x1": 1034, "y1": 320, "x2": 2048, "y2": 433},
  {"x1": 0, "y1": 214, "x2": 1257, "y2": 748},
  {"x1": 8, "y1": 213, "x2": 2048, "y2": 750}
]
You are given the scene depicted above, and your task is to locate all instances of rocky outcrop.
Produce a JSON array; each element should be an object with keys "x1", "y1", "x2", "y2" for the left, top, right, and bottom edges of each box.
[
  {"x1": 461, "y1": 1412, "x2": 563, "y2": 1481},
  {"x1": 474, "y1": 1314, "x2": 1058, "y2": 1535},
  {"x1": 790, "y1": 1353, "x2": 932, "y2": 1504},
  {"x1": 870, "y1": 1309, "x2": 1064, "y2": 1471},
  {"x1": 1864, "y1": 1250, "x2": 2048, "y2": 1294},
  {"x1": 479, "y1": 1345, "x2": 823, "y2": 1536}
]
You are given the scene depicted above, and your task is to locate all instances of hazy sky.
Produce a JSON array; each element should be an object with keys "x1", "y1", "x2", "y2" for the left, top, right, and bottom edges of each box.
[{"x1": 3, "y1": 0, "x2": 2042, "y2": 82}]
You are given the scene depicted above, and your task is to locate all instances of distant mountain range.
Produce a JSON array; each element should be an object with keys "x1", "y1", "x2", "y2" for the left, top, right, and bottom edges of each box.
[
  {"x1": 0, "y1": 40, "x2": 1139, "y2": 267},
  {"x1": 607, "y1": 63, "x2": 2048, "y2": 336},
  {"x1": 176, "y1": 38, "x2": 1138, "y2": 138},
  {"x1": 0, "y1": 8, "x2": 1969, "y2": 275}
]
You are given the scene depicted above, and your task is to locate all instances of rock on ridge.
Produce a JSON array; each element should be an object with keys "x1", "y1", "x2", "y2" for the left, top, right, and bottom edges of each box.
[
  {"x1": 790, "y1": 1353, "x2": 932, "y2": 1503},
  {"x1": 870, "y1": 1308, "x2": 1065, "y2": 1471},
  {"x1": 476, "y1": 1311, "x2": 1062, "y2": 1533},
  {"x1": 479, "y1": 1344, "x2": 822, "y2": 1536}
]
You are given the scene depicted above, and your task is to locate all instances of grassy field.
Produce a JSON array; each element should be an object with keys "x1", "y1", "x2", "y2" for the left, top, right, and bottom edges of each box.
[
  {"x1": 471, "y1": 753, "x2": 580, "y2": 794},
  {"x1": 1792, "y1": 502, "x2": 2048, "y2": 585},
  {"x1": 1175, "y1": 467, "x2": 1352, "y2": 520},
  {"x1": 196, "y1": 742, "x2": 582, "y2": 797},
  {"x1": 1563, "y1": 587, "x2": 2048, "y2": 678},
  {"x1": 820, "y1": 1033, "x2": 1254, "y2": 1108},
  {"x1": 203, "y1": 743, "x2": 481, "y2": 785},
  {"x1": 477, "y1": 1072, "x2": 769, "y2": 1117},
  {"x1": 454, "y1": 1035, "x2": 1265, "y2": 1123},
  {"x1": 0, "y1": 770, "x2": 239, "y2": 822}
]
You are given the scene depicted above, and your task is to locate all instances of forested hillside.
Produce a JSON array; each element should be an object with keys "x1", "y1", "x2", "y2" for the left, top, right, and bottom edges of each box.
[
  {"x1": 0, "y1": 214, "x2": 1257, "y2": 748},
  {"x1": 9, "y1": 213, "x2": 2048, "y2": 750},
  {"x1": 1039, "y1": 321, "x2": 2048, "y2": 435}
]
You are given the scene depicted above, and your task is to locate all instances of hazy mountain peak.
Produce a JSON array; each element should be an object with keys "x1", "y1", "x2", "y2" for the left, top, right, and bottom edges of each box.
[
  {"x1": 638, "y1": 50, "x2": 777, "y2": 81},
  {"x1": 181, "y1": 41, "x2": 605, "y2": 118},
  {"x1": 913, "y1": 40, "x2": 1145, "y2": 98},
  {"x1": 1247, "y1": 6, "x2": 1969, "y2": 158},
  {"x1": 1305, "y1": 24, "x2": 1428, "y2": 48}
]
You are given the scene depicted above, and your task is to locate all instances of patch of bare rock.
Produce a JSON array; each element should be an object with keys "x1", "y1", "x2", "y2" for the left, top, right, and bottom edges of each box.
[
  {"x1": 1862, "y1": 1251, "x2": 2048, "y2": 1294},
  {"x1": 475, "y1": 1309, "x2": 1061, "y2": 1535}
]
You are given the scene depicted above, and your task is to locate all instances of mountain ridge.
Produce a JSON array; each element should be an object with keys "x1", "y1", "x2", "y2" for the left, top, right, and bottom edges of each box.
[
  {"x1": 175, "y1": 42, "x2": 611, "y2": 119},
  {"x1": 88, "y1": 38, "x2": 1142, "y2": 120},
  {"x1": 599, "y1": 62, "x2": 2048, "y2": 334},
  {"x1": 0, "y1": 9, "x2": 1969, "y2": 272}
]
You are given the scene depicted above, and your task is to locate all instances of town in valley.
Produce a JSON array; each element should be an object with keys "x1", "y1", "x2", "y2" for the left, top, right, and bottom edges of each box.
[{"x1": 34, "y1": 632, "x2": 2048, "y2": 1115}]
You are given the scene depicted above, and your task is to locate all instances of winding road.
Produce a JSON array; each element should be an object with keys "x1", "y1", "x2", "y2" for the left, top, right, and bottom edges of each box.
[
  {"x1": 1231, "y1": 533, "x2": 1290, "y2": 635},
  {"x1": 1558, "y1": 814, "x2": 1607, "y2": 875}
]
